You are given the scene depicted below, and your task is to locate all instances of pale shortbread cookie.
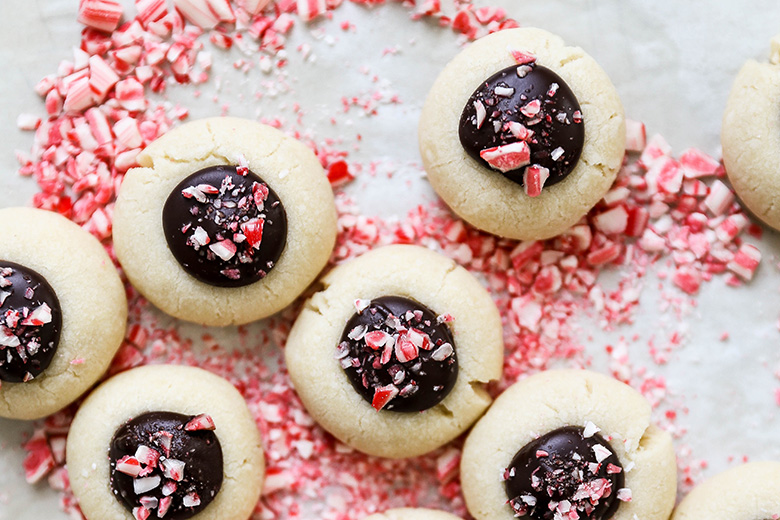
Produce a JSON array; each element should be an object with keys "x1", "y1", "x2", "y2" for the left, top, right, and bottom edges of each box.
[
  {"x1": 363, "y1": 508, "x2": 464, "y2": 520},
  {"x1": 722, "y1": 37, "x2": 780, "y2": 232},
  {"x1": 672, "y1": 461, "x2": 780, "y2": 520},
  {"x1": 419, "y1": 27, "x2": 625, "y2": 241},
  {"x1": 0, "y1": 207, "x2": 126, "y2": 420},
  {"x1": 113, "y1": 117, "x2": 337, "y2": 326},
  {"x1": 285, "y1": 245, "x2": 504, "y2": 458},
  {"x1": 67, "y1": 364, "x2": 264, "y2": 520},
  {"x1": 461, "y1": 370, "x2": 677, "y2": 520}
]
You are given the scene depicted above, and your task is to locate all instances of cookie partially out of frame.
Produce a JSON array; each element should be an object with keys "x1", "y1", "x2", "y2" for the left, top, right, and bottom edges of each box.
[
  {"x1": 0, "y1": 207, "x2": 126, "y2": 420},
  {"x1": 285, "y1": 245, "x2": 504, "y2": 458},
  {"x1": 67, "y1": 364, "x2": 264, "y2": 520},
  {"x1": 722, "y1": 36, "x2": 780, "y2": 232},
  {"x1": 672, "y1": 461, "x2": 780, "y2": 520},
  {"x1": 113, "y1": 117, "x2": 337, "y2": 326},
  {"x1": 363, "y1": 508, "x2": 464, "y2": 520},
  {"x1": 461, "y1": 370, "x2": 677, "y2": 520},
  {"x1": 419, "y1": 27, "x2": 625, "y2": 240}
]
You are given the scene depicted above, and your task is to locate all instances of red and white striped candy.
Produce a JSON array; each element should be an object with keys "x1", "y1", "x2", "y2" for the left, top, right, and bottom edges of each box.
[
  {"x1": 672, "y1": 266, "x2": 702, "y2": 295},
  {"x1": 241, "y1": 0, "x2": 273, "y2": 15},
  {"x1": 703, "y1": 180, "x2": 734, "y2": 216},
  {"x1": 480, "y1": 142, "x2": 531, "y2": 173},
  {"x1": 394, "y1": 332, "x2": 419, "y2": 363},
  {"x1": 715, "y1": 214, "x2": 748, "y2": 243},
  {"x1": 240, "y1": 218, "x2": 265, "y2": 249},
  {"x1": 184, "y1": 414, "x2": 216, "y2": 431},
  {"x1": 78, "y1": 0, "x2": 123, "y2": 32},
  {"x1": 209, "y1": 239, "x2": 237, "y2": 261},
  {"x1": 161, "y1": 458, "x2": 186, "y2": 481},
  {"x1": 587, "y1": 242, "x2": 621, "y2": 266},
  {"x1": 625, "y1": 119, "x2": 646, "y2": 152},
  {"x1": 727, "y1": 243, "x2": 761, "y2": 281},
  {"x1": 157, "y1": 496, "x2": 173, "y2": 518},
  {"x1": 173, "y1": 0, "x2": 220, "y2": 29},
  {"x1": 371, "y1": 384, "x2": 399, "y2": 411},
  {"x1": 207, "y1": 0, "x2": 236, "y2": 23},
  {"x1": 114, "y1": 117, "x2": 144, "y2": 149},
  {"x1": 135, "y1": 0, "x2": 168, "y2": 26},
  {"x1": 680, "y1": 148, "x2": 719, "y2": 179},
  {"x1": 115, "y1": 78, "x2": 146, "y2": 112},
  {"x1": 509, "y1": 48, "x2": 536, "y2": 65},
  {"x1": 297, "y1": 0, "x2": 326, "y2": 21},
  {"x1": 593, "y1": 205, "x2": 628, "y2": 235},
  {"x1": 22, "y1": 436, "x2": 55, "y2": 484},
  {"x1": 523, "y1": 165, "x2": 549, "y2": 197},
  {"x1": 63, "y1": 77, "x2": 96, "y2": 113},
  {"x1": 115, "y1": 455, "x2": 143, "y2": 477},
  {"x1": 133, "y1": 507, "x2": 151, "y2": 520},
  {"x1": 88, "y1": 55, "x2": 119, "y2": 100}
]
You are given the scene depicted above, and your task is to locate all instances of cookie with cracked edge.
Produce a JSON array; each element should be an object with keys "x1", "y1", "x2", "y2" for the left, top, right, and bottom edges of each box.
[
  {"x1": 722, "y1": 35, "x2": 780, "y2": 232},
  {"x1": 460, "y1": 370, "x2": 677, "y2": 520},
  {"x1": 419, "y1": 27, "x2": 625, "y2": 241},
  {"x1": 67, "y1": 364, "x2": 264, "y2": 520},
  {"x1": 112, "y1": 117, "x2": 337, "y2": 326},
  {"x1": 285, "y1": 244, "x2": 504, "y2": 458}
]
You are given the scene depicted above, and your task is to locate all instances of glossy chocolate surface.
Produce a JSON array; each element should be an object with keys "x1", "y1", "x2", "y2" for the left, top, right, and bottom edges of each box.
[
  {"x1": 0, "y1": 261, "x2": 62, "y2": 383},
  {"x1": 505, "y1": 426, "x2": 624, "y2": 520},
  {"x1": 162, "y1": 165, "x2": 287, "y2": 287},
  {"x1": 109, "y1": 411, "x2": 223, "y2": 520},
  {"x1": 459, "y1": 63, "x2": 584, "y2": 186},
  {"x1": 338, "y1": 296, "x2": 458, "y2": 412}
]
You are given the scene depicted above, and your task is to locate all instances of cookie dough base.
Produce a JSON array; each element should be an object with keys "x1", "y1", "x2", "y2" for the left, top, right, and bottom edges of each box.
[
  {"x1": 364, "y1": 508, "x2": 463, "y2": 520},
  {"x1": 461, "y1": 370, "x2": 677, "y2": 520},
  {"x1": 0, "y1": 208, "x2": 127, "y2": 420},
  {"x1": 722, "y1": 59, "x2": 780, "y2": 231},
  {"x1": 419, "y1": 27, "x2": 625, "y2": 241},
  {"x1": 67, "y1": 365, "x2": 264, "y2": 520},
  {"x1": 672, "y1": 462, "x2": 780, "y2": 520},
  {"x1": 113, "y1": 117, "x2": 337, "y2": 326},
  {"x1": 285, "y1": 245, "x2": 504, "y2": 458}
]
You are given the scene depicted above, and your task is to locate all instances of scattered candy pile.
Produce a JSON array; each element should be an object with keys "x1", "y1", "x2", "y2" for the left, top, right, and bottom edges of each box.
[{"x1": 9, "y1": 0, "x2": 776, "y2": 519}]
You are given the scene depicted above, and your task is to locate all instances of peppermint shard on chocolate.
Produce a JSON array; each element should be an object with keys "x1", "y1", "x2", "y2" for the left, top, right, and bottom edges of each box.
[{"x1": 459, "y1": 59, "x2": 584, "y2": 196}]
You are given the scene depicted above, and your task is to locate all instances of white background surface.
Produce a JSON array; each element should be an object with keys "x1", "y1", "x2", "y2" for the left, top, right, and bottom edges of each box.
[{"x1": 1, "y1": 0, "x2": 780, "y2": 518}]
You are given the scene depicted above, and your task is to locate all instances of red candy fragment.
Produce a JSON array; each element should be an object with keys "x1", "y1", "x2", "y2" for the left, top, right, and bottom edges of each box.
[
  {"x1": 480, "y1": 142, "x2": 531, "y2": 173},
  {"x1": 184, "y1": 414, "x2": 216, "y2": 431},
  {"x1": 78, "y1": 0, "x2": 123, "y2": 32},
  {"x1": 240, "y1": 218, "x2": 265, "y2": 249},
  {"x1": 371, "y1": 384, "x2": 399, "y2": 411},
  {"x1": 522, "y1": 165, "x2": 549, "y2": 198},
  {"x1": 509, "y1": 49, "x2": 536, "y2": 65},
  {"x1": 22, "y1": 435, "x2": 55, "y2": 484}
]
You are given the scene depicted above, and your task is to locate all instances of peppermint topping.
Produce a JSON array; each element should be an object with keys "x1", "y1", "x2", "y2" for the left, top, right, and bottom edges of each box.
[
  {"x1": 0, "y1": 262, "x2": 62, "y2": 383},
  {"x1": 459, "y1": 55, "x2": 585, "y2": 194},
  {"x1": 505, "y1": 426, "x2": 626, "y2": 520},
  {"x1": 338, "y1": 296, "x2": 458, "y2": 413},
  {"x1": 162, "y1": 165, "x2": 287, "y2": 288},
  {"x1": 109, "y1": 411, "x2": 223, "y2": 520}
]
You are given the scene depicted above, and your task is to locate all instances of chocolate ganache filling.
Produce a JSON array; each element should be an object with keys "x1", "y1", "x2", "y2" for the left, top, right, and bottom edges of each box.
[
  {"x1": 162, "y1": 165, "x2": 287, "y2": 288},
  {"x1": 337, "y1": 296, "x2": 458, "y2": 413},
  {"x1": 459, "y1": 63, "x2": 584, "y2": 188},
  {"x1": 504, "y1": 426, "x2": 625, "y2": 520},
  {"x1": 0, "y1": 262, "x2": 62, "y2": 383},
  {"x1": 109, "y1": 411, "x2": 223, "y2": 520}
]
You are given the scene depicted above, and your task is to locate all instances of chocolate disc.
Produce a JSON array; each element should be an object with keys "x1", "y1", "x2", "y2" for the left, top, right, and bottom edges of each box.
[
  {"x1": 109, "y1": 411, "x2": 223, "y2": 520},
  {"x1": 504, "y1": 426, "x2": 624, "y2": 520},
  {"x1": 459, "y1": 63, "x2": 584, "y2": 186},
  {"x1": 0, "y1": 261, "x2": 62, "y2": 383},
  {"x1": 162, "y1": 165, "x2": 287, "y2": 287},
  {"x1": 337, "y1": 296, "x2": 458, "y2": 413}
]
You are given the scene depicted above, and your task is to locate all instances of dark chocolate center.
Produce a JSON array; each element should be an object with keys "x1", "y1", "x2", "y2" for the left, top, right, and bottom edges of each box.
[
  {"x1": 459, "y1": 63, "x2": 584, "y2": 187},
  {"x1": 0, "y1": 261, "x2": 62, "y2": 383},
  {"x1": 337, "y1": 296, "x2": 458, "y2": 413},
  {"x1": 162, "y1": 165, "x2": 287, "y2": 288},
  {"x1": 109, "y1": 411, "x2": 223, "y2": 520},
  {"x1": 504, "y1": 426, "x2": 625, "y2": 520}
]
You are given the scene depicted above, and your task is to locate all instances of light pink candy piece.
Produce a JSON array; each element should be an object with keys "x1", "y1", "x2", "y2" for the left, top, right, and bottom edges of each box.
[
  {"x1": 78, "y1": 0, "x2": 123, "y2": 32},
  {"x1": 625, "y1": 119, "x2": 646, "y2": 152},
  {"x1": 727, "y1": 244, "x2": 761, "y2": 281}
]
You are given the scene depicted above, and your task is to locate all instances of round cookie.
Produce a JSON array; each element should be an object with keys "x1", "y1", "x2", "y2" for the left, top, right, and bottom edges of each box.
[
  {"x1": 0, "y1": 207, "x2": 127, "y2": 420},
  {"x1": 722, "y1": 35, "x2": 780, "y2": 232},
  {"x1": 672, "y1": 461, "x2": 780, "y2": 520},
  {"x1": 67, "y1": 364, "x2": 264, "y2": 520},
  {"x1": 363, "y1": 508, "x2": 464, "y2": 520},
  {"x1": 419, "y1": 27, "x2": 625, "y2": 241},
  {"x1": 285, "y1": 244, "x2": 504, "y2": 458},
  {"x1": 461, "y1": 370, "x2": 677, "y2": 520},
  {"x1": 113, "y1": 117, "x2": 337, "y2": 326}
]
